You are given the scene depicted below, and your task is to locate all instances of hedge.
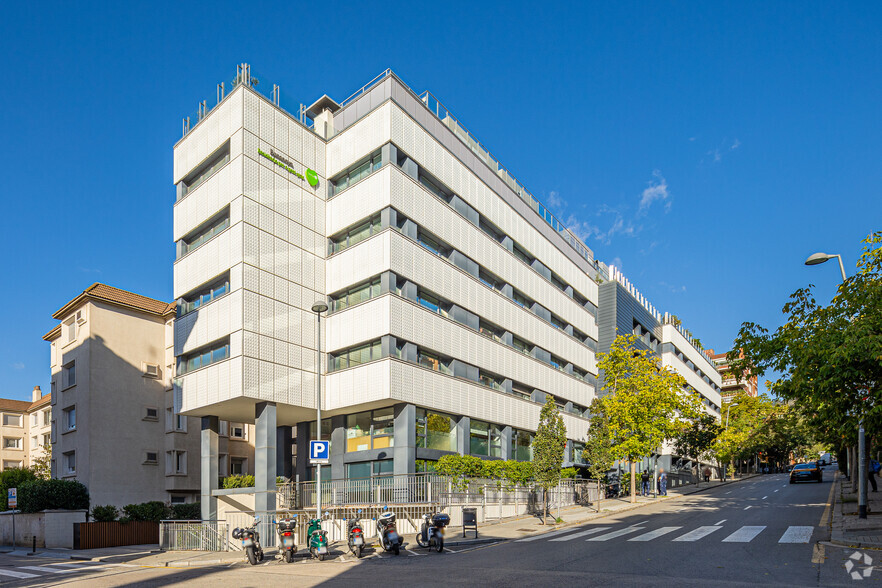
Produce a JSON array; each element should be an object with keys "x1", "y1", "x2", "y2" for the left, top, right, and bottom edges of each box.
[
  {"x1": 0, "y1": 468, "x2": 37, "y2": 511},
  {"x1": 19, "y1": 479, "x2": 89, "y2": 513},
  {"x1": 91, "y1": 501, "x2": 201, "y2": 522},
  {"x1": 91, "y1": 505, "x2": 119, "y2": 522},
  {"x1": 222, "y1": 474, "x2": 255, "y2": 489}
]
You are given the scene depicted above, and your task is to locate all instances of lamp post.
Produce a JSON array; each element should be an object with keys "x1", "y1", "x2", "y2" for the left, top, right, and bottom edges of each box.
[
  {"x1": 311, "y1": 301, "x2": 329, "y2": 520},
  {"x1": 804, "y1": 252, "x2": 863, "y2": 516}
]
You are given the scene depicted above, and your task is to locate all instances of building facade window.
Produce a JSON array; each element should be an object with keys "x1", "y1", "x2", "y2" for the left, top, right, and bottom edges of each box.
[
  {"x1": 329, "y1": 214, "x2": 382, "y2": 254},
  {"x1": 346, "y1": 459, "x2": 392, "y2": 480},
  {"x1": 64, "y1": 451, "x2": 76, "y2": 475},
  {"x1": 3, "y1": 438, "x2": 21, "y2": 450},
  {"x1": 330, "y1": 340, "x2": 382, "y2": 371},
  {"x1": 417, "y1": 349, "x2": 452, "y2": 375},
  {"x1": 512, "y1": 429, "x2": 533, "y2": 461},
  {"x1": 177, "y1": 339, "x2": 230, "y2": 375},
  {"x1": 178, "y1": 274, "x2": 230, "y2": 317},
  {"x1": 178, "y1": 208, "x2": 230, "y2": 258},
  {"x1": 62, "y1": 362, "x2": 76, "y2": 388},
  {"x1": 2, "y1": 461, "x2": 22, "y2": 470},
  {"x1": 166, "y1": 408, "x2": 187, "y2": 432},
  {"x1": 230, "y1": 457, "x2": 246, "y2": 476},
  {"x1": 167, "y1": 451, "x2": 187, "y2": 475},
  {"x1": 230, "y1": 423, "x2": 246, "y2": 440},
  {"x1": 469, "y1": 420, "x2": 502, "y2": 457},
  {"x1": 2, "y1": 414, "x2": 21, "y2": 427},
  {"x1": 415, "y1": 409, "x2": 457, "y2": 452},
  {"x1": 145, "y1": 452, "x2": 158, "y2": 464},
  {"x1": 63, "y1": 407, "x2": 76, "y2": 431},
  {"x1": 329, "y1": 150, "x2": 382, "y2": 196},
  {"x1": 180, "y1": 141, "x2": 230, "y2": 198},
  {"x1": 345, "y1": 408, "x2": 394, "y2": 452},
  {"x1": 331, "y1": 278, "x2": 381, "y2": 312}
]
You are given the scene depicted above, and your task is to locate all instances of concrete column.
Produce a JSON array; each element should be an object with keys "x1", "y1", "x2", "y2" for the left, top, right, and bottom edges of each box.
[
  {"x1": 500, "y1": 426, "x2": 513, "y2": 461},
  {"x1": 200, "y1": 416, "x2": 219, "y2": 522},
  {"x1": 380, "y1": 271, "x2": 396, "y2": 294},
  {"x1": 295, "y1": 422, "x2": 310, "y2": 482},
  {"x1": 393, "y1": 404, "x2": 416, "y2": 476},
  {"x1": 276, "y1": 426, "x2": 293, "y2": 480},
  {"x1": 381, "y1": 143, "x2": 397, "y2": 168},
  {"x1": 380, "y1": 207, "x2": 397, "y2": 230},
  {"x1": 254, "y1": 402, "x2": 277, "y2": 515},
  {"x1": 457, "y1": 416, "x2": 470, "y2": 456}
]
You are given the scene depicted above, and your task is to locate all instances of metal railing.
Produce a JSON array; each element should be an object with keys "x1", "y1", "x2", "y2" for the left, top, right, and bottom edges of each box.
[
  {"x1": 289, "y1": 473, "x2": 445, "y2": 509},
  {"x1": 159, "y1": 520, "x2": 229, "y2": 551}
]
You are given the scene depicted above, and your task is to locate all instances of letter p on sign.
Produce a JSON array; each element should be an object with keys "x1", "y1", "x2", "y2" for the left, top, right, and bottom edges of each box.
[{"x1": 310, "y1": 440, "x2": 329, "y2": 464}]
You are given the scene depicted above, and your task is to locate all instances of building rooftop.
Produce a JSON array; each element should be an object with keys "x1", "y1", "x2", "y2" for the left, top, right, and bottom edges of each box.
[{"x1": 52, "y1": 283, "x2": 174, "y2": 321}]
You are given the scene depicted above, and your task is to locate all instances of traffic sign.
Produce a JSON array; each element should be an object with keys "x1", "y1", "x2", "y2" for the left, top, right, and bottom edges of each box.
[
  {"x1": 309, "y1": 440, "x2": 329, "y2": 464},
  {"x1": 8, "y1": 488, "x2": 16, "y2": 508}
]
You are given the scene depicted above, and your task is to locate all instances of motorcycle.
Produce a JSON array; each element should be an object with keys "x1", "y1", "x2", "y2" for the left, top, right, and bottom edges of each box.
[
  {"x1": 415, "y1": 512, "x2": 450, "y2": 553},
  {"x1": 346, "y1": 509, "x2": 366, "y2": 558},
  {"x1": 376, "y1": 506, "x2": 403, "y2": 555},
  {"x1": 276, "y1": 516, "x2": 297, "y2": 563},
  {"x1": 307, "y1": 513, "x2": 330, "y2": 561},
  {"x1": 232, "y1": 516, "x2": 264, "y2": 565}
]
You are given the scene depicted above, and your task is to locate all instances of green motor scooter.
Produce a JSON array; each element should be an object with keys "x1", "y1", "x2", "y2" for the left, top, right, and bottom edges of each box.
[{"x1": 307, "y1": 513, "x2": 330, "y2": 561}]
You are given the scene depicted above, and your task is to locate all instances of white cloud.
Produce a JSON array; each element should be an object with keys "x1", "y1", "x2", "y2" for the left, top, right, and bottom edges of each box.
[
  {"x1": 659, "y1": 281, "x2": 687, "y2": 294},
  {"x1": 11, "y1": 362, "x2": 24, "y2": 370},
  {"x1": 546, "y1": 190, "x2": 564, "y2": 211},
  {"x1": 637, "y1": 170, "x2": 670, "y2": 217},
  {"x1": 731, "y1": 138, "x2": 741, "y2": 150}
]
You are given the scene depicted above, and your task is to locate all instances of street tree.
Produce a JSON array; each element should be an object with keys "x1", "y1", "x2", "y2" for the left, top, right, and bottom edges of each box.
[
  {"x1": 581, "y1": 397, "x2": 615, "y2": 482},
  {"x1": 712, "y1": 392, "x2": 777, "y2": 473},
  {"x1": 533, "y1": 395, "x2": 567, "y2": 524},
  {"x1": 600, "y1": 334, "x2": 703, "y2": 503},
  {"x1": 674, "y1": 413, "x2": 721, "y2": 481},
  {"x1": 729, "y1": 232, "x2": 882, "y2": 468},
  {"x1": 31, "y1": 445, "x2": 50, "y2": 480}
]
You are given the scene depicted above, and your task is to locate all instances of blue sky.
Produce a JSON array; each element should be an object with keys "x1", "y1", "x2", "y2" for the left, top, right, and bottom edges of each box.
[{"x1": 1, "y1": 2, "x2": 879, "y2": 400}]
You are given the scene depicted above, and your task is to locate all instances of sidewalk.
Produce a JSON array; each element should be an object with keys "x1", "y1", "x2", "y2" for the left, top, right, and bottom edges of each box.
[
  {"x1": 0, "y1": 475, "x2": 757, "y2": 567},
  {"x1": 830, "y1": 472, "x2": 882, "y2": 549}
]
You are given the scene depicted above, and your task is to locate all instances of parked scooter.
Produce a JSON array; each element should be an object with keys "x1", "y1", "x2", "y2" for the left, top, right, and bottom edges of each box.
[
  {"x1": 307, "y1": 512, "x2": 330, "y2": 561},
  {"x1": 415, "y1": 512, "x2": 450, "y2": 553},
  {"x1": 275, "y1": 516, "x2": 297, "y2": 563},
  {"x1": 232, "y1": 516, "x2": 264, "y2": 565},
  {"x1": 346, "y1": 509, "x2": 366, "y2": 558},
  {"x1": 376, "y1": 506, "x2": 403, "y2": 555}
]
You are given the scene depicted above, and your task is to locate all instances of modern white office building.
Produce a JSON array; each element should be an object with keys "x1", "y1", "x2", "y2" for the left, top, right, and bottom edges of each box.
[{"x1": 173, "y1": 66, "x2": 603, "y2": 519}]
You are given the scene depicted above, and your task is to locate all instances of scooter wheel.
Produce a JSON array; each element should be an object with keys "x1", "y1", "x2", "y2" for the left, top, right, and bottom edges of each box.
[
  {"x1": 285, "y1": 550, "x2": 294, "y2": 563},
  {"x1": 317, "y1": 553, "x2": 325, "y2": 561},
  {"x1": 246, "y1": 547, "x2": 258, "y2": 566},
  {"x1": 435, "y1": 537, "x2": 443, "y2": 553},
  {"x1": 393, "y1": 544, "x2": 400, "y2": 556},
  {"x1": 353, "y1": 545, "x2": 362, "y2": 559},
  {"x1": 415, "y1": 534, "x2": 426, "y2": 548}
]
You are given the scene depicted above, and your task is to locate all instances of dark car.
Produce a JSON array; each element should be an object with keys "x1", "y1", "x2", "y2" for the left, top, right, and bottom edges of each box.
[{"x1": 790, "y1": 462, "x2": 822, "y2": 484}]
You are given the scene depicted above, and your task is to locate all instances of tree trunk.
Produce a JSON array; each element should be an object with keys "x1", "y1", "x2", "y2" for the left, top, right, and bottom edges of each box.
[
  {"x1": 630, "y1": 461, "x2": 637, "y2": 503},
  {"x1": 542, "y1": 487, "x2": 547, "y2": 525}
]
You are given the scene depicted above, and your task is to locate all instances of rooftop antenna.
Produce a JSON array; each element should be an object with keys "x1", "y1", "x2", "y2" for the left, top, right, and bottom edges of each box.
[
  {"x1": 198, "y1": 100, "x2": 207, "y2": 121},
  {"x1": 217, "y1": 82, "x2": 225, "y2": 104},
  {"x1": 182, "y1": 117, "x2": 190, "y2": 137},
  {"x1": 272, "y1": 84, "x2": 280, "y2": 106}
]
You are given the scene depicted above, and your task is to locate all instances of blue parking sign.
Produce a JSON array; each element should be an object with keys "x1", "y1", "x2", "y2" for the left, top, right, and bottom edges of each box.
[{"x1": 309, "y1": 440, "x2": 329, "y2": 464}]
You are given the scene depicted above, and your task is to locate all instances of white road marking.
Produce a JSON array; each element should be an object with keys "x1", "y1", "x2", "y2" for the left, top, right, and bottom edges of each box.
[
  {"x1": 714, "y1": 519, "x2": 727, "y2": 525},
  {"x1": 629, "y1": 520, "x2": 650, "y2": 527},
  {"x1": 779, "y1": 526, "x2": 814, "y2": 543},
  {"x1": 0, "y1": 569, "x2": 39, "y2": 579},
  {"x1": 587, "y1": 527, "x2": 645, "y2": 541},
  {"x1": 725, "y1": 491, "x2": 732, "y2": 495},
  {"x1": 444, "y1": 548, "x2": 460, "y2": 553},
  {"x1": 722, "y1": 526, "x2": 766, "y2": 543},
  {"x1": 774, "y1": 489, "x2": 780, "y2": 493},
  {"x1": 628, "y1": 526, "x2": 682, "y2": 542},
  {"x1": 762, "y1": 496, "x2": 768, "y2": 500},
  {"x1": 744, "y1": 506, "x2": 753, "y2": 510},
  {"x1": 517, "y1": 528, "x2": 583, "y2": 542},
  {"x1": 18, "y1": 566, "x2": 78, "y2": 574},
  {"x1": 672, "y1": 526, "x2": 722, "y2": 542},
  {"x1": 549, "y1": 527, "x2": 610, "y2": 541}
]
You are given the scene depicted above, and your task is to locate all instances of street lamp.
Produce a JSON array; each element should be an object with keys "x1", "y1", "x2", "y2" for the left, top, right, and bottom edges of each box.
[
  {"x1": 804, "y1": 252, "x2": 863, "y2": 516},
  {"x1": 311, "y1": 301, "x2": 329, "y2": 520},
  {"x1": 804, "y1": 252, "x2": 847, "y2": 282}
]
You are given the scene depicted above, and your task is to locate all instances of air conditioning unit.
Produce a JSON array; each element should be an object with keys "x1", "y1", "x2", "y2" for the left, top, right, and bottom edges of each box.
[{"x1": 75, "y1": 310, "x2": 85, "y2": 325}]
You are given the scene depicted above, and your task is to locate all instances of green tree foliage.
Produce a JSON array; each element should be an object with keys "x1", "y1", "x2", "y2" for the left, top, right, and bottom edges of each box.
[
  {"x1": 533, "y1": 396, "x2": 567, "y2": 523},
  {"x1": 18, "y1": 479, "x2": 89, "y2": 513},
  {"x1": 713, "y1": 392, "x2": 778, "y2": 466},
  {"x1": 675, "y1": 413, "x2": 721, "y2": 480},
  {"x1": 581, "y1": 398, "x2": 615, "y2": 481},
  {"x1": 434, "y1": 455, "x2": 534, "y2": 489},
  {"x1": 730, "y1": 232, "x2": 882, "y2": 451},
  {"x1": 222, "y1": 474, "x2": 256, "y2": 489},
  {"x1": 30, "y1": 446, "x2": 50, "y2": 481},
  {"x1": 600, "y1": 334, "x2": 702, "y2": 503},
  {"x1": 169, "y1": 502, "x2": 202, "y2": 521},
  {"x1": 91, "y1": 505, "x2": 119, "y2": 522},
  {"x1": 0, "y1": 468, "x2": 37, "y2": 511}
]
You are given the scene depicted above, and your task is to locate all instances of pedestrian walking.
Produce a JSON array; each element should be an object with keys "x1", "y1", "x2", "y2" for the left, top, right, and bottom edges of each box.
[
  {"x1": 869, "y1": 459, "x2": 880, "y2": 492},
  {"x1": 659, "y1": 469, "x2": 668, "y2": 496},
  {"x1": 703, "y1": 467, "x2": 711, "y2": 483},
  {"x1": 641, "y1": 471, "x2": 650, "y2": 496}
]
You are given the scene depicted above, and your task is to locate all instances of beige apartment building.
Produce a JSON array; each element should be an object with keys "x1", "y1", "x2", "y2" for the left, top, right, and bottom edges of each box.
[
  {"x1": 0, "y1": 386, "x2": 52, "y2": 471},
  {"x1": 707, "y1": 348, "x2": 758, "y2": 401},
  {"x1": 44, "y1": 283, "x2": 255, "y2": 507}
]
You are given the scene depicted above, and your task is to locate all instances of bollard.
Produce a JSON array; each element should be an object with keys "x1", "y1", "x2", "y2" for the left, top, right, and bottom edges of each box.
[{"x1": 32, "y1": 536, "x2": 36, "y2": 554}]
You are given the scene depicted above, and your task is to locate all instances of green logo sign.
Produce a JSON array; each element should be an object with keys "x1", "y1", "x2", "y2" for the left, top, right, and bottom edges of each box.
[{"x1": 306, "y1": 168, "x2": 318, "y2": 187}]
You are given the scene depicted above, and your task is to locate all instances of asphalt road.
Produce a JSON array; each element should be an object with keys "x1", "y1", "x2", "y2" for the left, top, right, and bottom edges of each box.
[{"x1": 0, "y1": 466, "x2": 875, "y2": 586}]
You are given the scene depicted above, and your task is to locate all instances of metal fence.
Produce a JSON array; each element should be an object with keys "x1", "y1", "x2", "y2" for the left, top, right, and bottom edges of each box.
[
  {"x1": 288, "y1": 473, "x2": 445, "y2": 509},
  {"x1": 159, "y1": 521, "x2": 229, "y2": 551}
]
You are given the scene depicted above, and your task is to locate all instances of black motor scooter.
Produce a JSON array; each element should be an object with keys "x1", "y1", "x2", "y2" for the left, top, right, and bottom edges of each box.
[{"x1": 232, "y1": 516, "x2": 264, "y2": 565}]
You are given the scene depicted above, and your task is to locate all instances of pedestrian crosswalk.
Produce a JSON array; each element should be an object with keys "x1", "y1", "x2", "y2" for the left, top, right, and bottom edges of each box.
[
  {"x1": 0, "y1": 561, "x2": 132, "y2": 582},
  {"x1": 516, "y1": 523, "x2": 814, "y2": 545}
]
